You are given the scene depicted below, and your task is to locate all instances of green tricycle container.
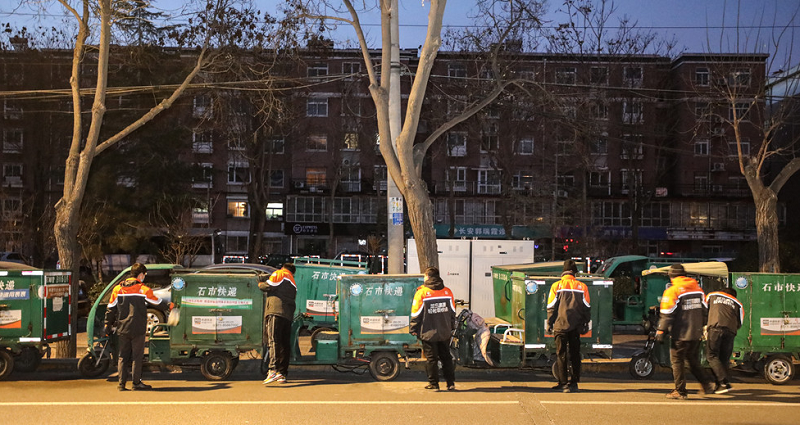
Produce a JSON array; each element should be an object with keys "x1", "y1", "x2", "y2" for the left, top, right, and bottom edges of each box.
[
  {"x1": 730, "y1": 272, "x2": 800, "y2": 385},
  {"x1": 489, "y1": 265, "x2": 613, "y2": 367},
  {"x1": 292, "y1": 258, "x2": 367, "y2": 332},
  {"x1": 0, "y1": 268, "x2": 71, "y2": 379},
  {"x1": 147, "y1": 270, "x2": 265, "y2": 380},
  {"x1": 491, "y1": 262, "x2": 586, "y2": 323}
]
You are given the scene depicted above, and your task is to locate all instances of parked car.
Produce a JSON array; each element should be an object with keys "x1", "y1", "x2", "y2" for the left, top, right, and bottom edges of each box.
[
  {"x1": 202, "y1": 263, "x2": 277, "y2": 275},
  {"x1": 0, "y1": 252, "x2": 29, "y2": 265}
]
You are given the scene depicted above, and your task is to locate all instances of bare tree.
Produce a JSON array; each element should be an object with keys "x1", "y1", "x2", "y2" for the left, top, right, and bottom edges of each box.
[
  {"x1": 699, "y1": 3, "x2": 800, "y2": 272},
  {"x1": 295, "y1": 0, "x2": 547, "y2": 269}
]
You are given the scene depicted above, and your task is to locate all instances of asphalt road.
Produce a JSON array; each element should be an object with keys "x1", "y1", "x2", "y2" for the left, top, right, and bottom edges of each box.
[{"x1": 2, "y1": 367, "x2": 798, "y2": 425}]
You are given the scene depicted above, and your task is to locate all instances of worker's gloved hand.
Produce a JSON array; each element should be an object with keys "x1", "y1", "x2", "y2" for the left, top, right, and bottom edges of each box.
[
  {"x1": 169, "y1": 302, "x2": 175, "y2": 311},
  {"x1": 580, "y1": 323, "x2": 590, "y2": 335},
  {"x1": 655, "y1": 330, "x2": 665, "y2": 343}
]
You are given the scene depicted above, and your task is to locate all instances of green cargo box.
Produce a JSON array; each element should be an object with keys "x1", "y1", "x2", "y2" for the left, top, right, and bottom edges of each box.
[
  {"x1": 491, "y1": 264, "x2": 613, "y2": 363},
  {"x1": 292, "y1": 258, "x2": 367, "y2": 331},
  {"x1": 0, "y1": 268, "x2": 72, "y2": 379},
  {"x1": 730, "y1": 272, "x2": 800, "y2": 385}
]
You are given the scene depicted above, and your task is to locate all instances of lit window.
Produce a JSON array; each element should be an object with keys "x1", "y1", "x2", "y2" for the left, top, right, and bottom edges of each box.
[
  {"x1": 266, "y1": 202, "x2": 283, "y2": 220},
  {"x1": 307, "y1": 134, "x2": 328, "y2": 152},
  {"x1": 227, "y1": 200, "x2": 249, "y2": 218}
]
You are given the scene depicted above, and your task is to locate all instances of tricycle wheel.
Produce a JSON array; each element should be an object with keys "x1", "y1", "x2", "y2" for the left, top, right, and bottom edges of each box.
[
  {"x1": 629, "y1": 353, "x2": 655, "y2": 379},
  {"x1": 763, "y1": 355, "x2": 795, "y2": 385},
  {"x1": 310, "y1": 327, "x2": 336, "y2": 351},
  {"x1": 77, "y1": 352, "x2": 110, "y2": 378},
  {"x1": 0, "y1": 350, "x2": 14, "y2": 380},
  {"x1": 551, "y1": 360, "x2": 573, "y2": 381},
  {"x1": 14, "y1": 346, "x2": 42, "y2": 373},
  {"x1": 200, "y1": 351, "x2": 234, "y2": 381},
  {"x1": 147, "y1": 308, "x2": 166, "y2": 336},
  {"x1": 369, "y1": 351, "x2": 400, "y2": 381}
]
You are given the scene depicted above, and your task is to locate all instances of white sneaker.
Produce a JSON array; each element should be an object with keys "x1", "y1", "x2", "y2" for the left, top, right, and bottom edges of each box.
[{"x1": 263, "y1": 371, "x2": 278, "y2": 384}]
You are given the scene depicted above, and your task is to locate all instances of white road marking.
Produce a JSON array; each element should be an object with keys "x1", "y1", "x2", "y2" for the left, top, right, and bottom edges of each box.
[
  {"x1": 0, "y1": 401, "x2": 519, "y2": 407},
  {"x1": 540, "y1": 401, "x2": 800, "y2": 407}
]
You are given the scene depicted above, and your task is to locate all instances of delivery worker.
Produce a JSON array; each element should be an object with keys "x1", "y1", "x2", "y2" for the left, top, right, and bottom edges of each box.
[
  {"x1": 410, "y1": 267, "x2": 457, "y2": 391},
  {"x1": 259, "y1": 263, "x2": 296, "y2": 385},
  {"x1": 705, "y1": 287, "x2": 743, "y2": 394},
  {"x1": 656, "y1": 264, "x2": 715, "y2": 399},
  {"x1": 547, "y1": 259, "x2": 591, "y2": 393},
  {"x1": 104, "y1": 263, "x2": 170, "y2": 391}
]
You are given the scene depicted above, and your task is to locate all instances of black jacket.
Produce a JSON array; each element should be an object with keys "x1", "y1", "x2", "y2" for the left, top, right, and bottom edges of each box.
[
  {"x1": 410, "y1": 277, "x2": 456, "y2": 342},
  {"x1": 706, "y1": 291, "x2": 743, "y2": 333},
  {"x1": 546, "y1": 273, "x2": 591, "y2": 333},
  {"x1": 104, "y1": 277, "x2": 167, "y2": 336},
  {"x1": 258, "y1": 268, "x2": 297, "y2": 320}
]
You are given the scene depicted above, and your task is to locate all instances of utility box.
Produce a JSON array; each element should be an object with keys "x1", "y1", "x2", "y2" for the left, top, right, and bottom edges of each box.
[{"x1": 406, "y1": 239, "x2": 535, "y2": 318}]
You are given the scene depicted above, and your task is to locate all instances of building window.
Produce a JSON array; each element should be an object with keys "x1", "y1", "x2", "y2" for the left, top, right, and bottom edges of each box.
[
  {"x1": 227, "y1": 161, "x2": 249, "y2": 184},
  {"x1": 592, "y1": 201, "x2": 631, "y2": 226},
  {"x1": 641, "y1": 202, "x2": 671, "y2": 227},
  {"x1": 306, "y1": 167, "x2": 327, "y2": 187},
  {"x1": 694, "y1": 139, "x2": 709, "y2": 156},
  {"x1": 477, "y1": 169, "x2": 501, "y2": 194},
  {"x1": 270, "y1": 169, "x2": 284, "y2": 188},
  {"x1": 729, "y1": 69, "x2": 751, "y2": 87},
  {"x1": 333, "y1": 198, "x2": 356, "y2": 223},
  {"x1": 306, "y1": 98, "x2": 329, "y2": 117},
  {"x1": 343, "y1": 132, "x2": 359, "y2": 150},
  {"x1": 3, "y1": 100, "x2": 22, "y2": 120},
  {"x1": 592, "y1": 101, "x2": 609, "y2": 120},
  {"x1": 728, "y1": 139, "x2": 751, "y2": 157},
  {"x1": 446, "y1": 132, "x2": 467, "y2": 157},
  {"x1": 590, "y1": 134, "x2": 608, "y2": 155},
  {"x1": 2, "y1": 198, "x2": 21, "y2": 220},
  {"x1": 360, "y1": 198, "x2": 379, "y2": 223},
  {"x1": 287, "y1": 196, "x2": 325, "y2": 222},
  {"x1": 485, "y1": 105, "x2": 500, "y2": 119},
  {"x1": 693, "y1": 174, "x2": 709, "y2": 193},
  {"x1": 517, "y1": 138, "x2": 534, "y2": 155},
  {"x1": 623, "y1": 67, "x2": 643, "y2": 87},
  {"x1": 695, "y1": 67, "x2": 709, "y2": 86},
  {"x1": 621, "y1": 134, "x2": 644, "y2": 159},
  {"x1": 555, "y1": 67, "x2": 576, "y2": 85},
  {"x1": 621, "y1": 169, "x2": 642, "y2": 193},
  {"x1": 557, "y1": 173, "x2": 574, "y2": 188},
  {"x1": 2, "y1": 129, "x2": 23, "y2": 153},
  {"x1": 3, "y1": 163, "x2": 23, "y2": 187},
  {"x1": 729, "y1": 102, "x2": 749, "y2": 121},
  {"x1": 447, "y1": 167, "x2": 467, "y2": 192},
  {"x1": 192, "y1": 130, "x2": 213, "y2": 153},
  {"x1": 590, "y1": 67, "x2": 608, "y2": 85},
  {"x1": 226, "y1": 235, "x2": 248, "y2": 253},
  {"x1": 227, "y1": 199, "x2": 249, "y2": 218},
  {"x1": 340, "y1": 166, "x2": 361, "y2": 192},
  {"x1": 342, "y1": 62, "x2": 361, "y2": 77},
  {"x1": 373, "y1": 165, "x2": 387, "y2": 191},
  {"x1": 192, "y1": 203, "x2": 209, "y2": 224},
  {"x1": 589, "y1": 171, "x2": 611, "y2": 188},
  {"x1": 556, "y1": 140, "x2": 572, "y2": 156},
  {"x1": 192, "y1": 163, "x2": 213, "y2": 188},
  {"x1": 694, "y1": 102, "x2": 710, "y2": 121},
  {"x1": 512, "y1": 171, "x2": 534, "y2": 190},
  {"x1": 306, "y1": 134, "x2": 328, "y2": 152},
  {"x1": 266, "y1": 138, "x2": 284, "y2": 154},
  {"x1": 448, "y1": 63, "x2": 466, "y2": 78},
  {"x1": 307, "y1": 63, "x2": 328, "y2": 77},
  {"x1": 193, "y1": 95, "x2": 213, "y2": 118},
  {"x1": 480, "y1": 123, "x2": 498, "y2": 153},
  {"x1": 266, "y1": 202, "x2": 283, "y2": 221},
  {"x1": 622, "y1": 100, "x2": 644, "y2": 124}
]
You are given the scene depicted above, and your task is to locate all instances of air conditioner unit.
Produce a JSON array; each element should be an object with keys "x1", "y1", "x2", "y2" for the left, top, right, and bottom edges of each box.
[
  {"x1": 712, "y1": 163, "x2": 726, "y2": 172},
  {"x1": 294, "y1": 181, "x2": 305, "y2": 189},
  {"x1": 711, "y1": 127, "x2": 726, "y2": 136},
  {"x1": 712, "y1": 185, "x2": 723, "y2": 193},
  {"x1": 342, "y1": 158, "x2": 352, "y2": 166},
  {"x1": 556, "y1": 189, "x2": 568, "y2": 198}
]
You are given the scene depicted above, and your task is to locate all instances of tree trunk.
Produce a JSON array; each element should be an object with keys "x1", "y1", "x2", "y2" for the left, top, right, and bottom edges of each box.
[
  {"x1": 754, "y1": 188, "x2": 780, "y2": 273},
  {"x1": 53, "y1": 200, "x2": 80, "y2": 358},
  {"x1": 405, "y1": 179, "x2": 437, "y2": 270}
]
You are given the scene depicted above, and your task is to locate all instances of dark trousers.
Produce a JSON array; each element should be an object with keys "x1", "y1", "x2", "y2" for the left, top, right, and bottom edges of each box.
[
  {"x1": 117, "y1": 333, "x2": 145, "y2": 385},
  {"x1": 706, "y1": 328, "x2": 736, "y2": 384},
  {"x1": 266, "y1": 315, "x2": 292, "y2": 376},
  {"x1": 421, "y1": 339, "x2": 455, "y2": 386},
  {"x1": 554, "y1": 329, "x2": 581, "y2": 386},
  {"x1": 670, "y1": 339, "x2": 710, "y2": 394}
]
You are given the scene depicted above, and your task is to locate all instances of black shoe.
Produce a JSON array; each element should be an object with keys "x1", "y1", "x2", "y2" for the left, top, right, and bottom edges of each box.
[
  {"x1": 551, "y1": 383, "x2": 566, "y2": 390},
  {"x1": 569, "y1": 384, "x2": 579, "y2": 393},
  {"x1": 424, "y1": 384, "x2": 440, "y2": 390},
  {"x1": 117, "y1": 384, "x2": 128, "y2": 391},
  {"x1": 132, "y1": 381, "x2": 152, "y2": 391},
  {"x1": 447, "y1": 385, "x2": 456, "y2": 391}
]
